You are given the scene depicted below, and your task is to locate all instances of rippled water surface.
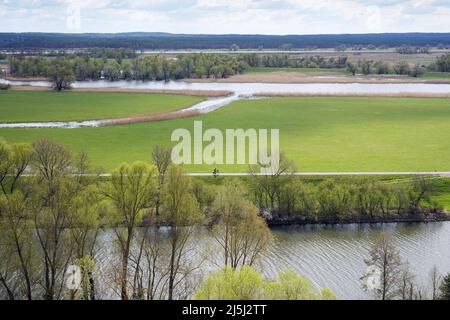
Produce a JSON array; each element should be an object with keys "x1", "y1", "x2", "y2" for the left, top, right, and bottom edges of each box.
[{"x1": 93, "y1": 222, "x2": 450, "y2": 300}]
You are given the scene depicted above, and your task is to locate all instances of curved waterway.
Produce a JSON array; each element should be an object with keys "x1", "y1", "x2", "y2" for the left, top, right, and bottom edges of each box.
[
  {"x1": 1, "y1": 79, "x2": 450, "y2": 128},
  {"x1": 92, "y1": 222, "x2": 450, "y2": 300},
  {"x1": 3, "y1": 79, "x2": 450, "y2": 95}
]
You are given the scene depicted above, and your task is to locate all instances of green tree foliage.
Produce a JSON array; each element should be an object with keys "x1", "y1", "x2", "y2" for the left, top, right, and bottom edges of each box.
[
  {"x1": 0, "y1": 191, "x2": 37, "y2": 300},
  {"x1": 103, "y1": 162, "x2": 156, "y2": 300},
  {"x1": 9, "y1": 52, "x2": 352, "y2": 81},
  {"x1": 9, "y1": 53, "x2": 249, "y2": 81},
  {"x1": 434, "y1": 54, "x2": 450, "y2": 72},
  {"x1": 247, "y1": 174, "x2": 438, "y2": 221},
  {"x1": 161, "y1": 165, "x2": 203, "y2": 300},
  {"x1": 373, "y1": 61, "x2": 390, "y2": 75},
  {"x1": 360, "y1": 60, "x2": 372, "y2": 75},
  {"x1": 193, "y1": 267, "x2": 337, "y2": 300},
  {"x1": 346, "y1": 62, "x2": 358, "y2": 76},
  {"x1": 335, "y1": 44, "x2": 347, "y2": 52},
  {"x1": 0, "y1": 139, "x2": 32, "y2": 195},
  {"x1": 211, "y1": 179, "x2": 272, "y2": 268},
  {"x1": 394, "y1": 61, "x2": 411, "y2": 75}
]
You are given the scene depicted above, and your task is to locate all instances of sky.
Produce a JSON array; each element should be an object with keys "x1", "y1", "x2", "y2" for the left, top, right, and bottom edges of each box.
[{"x1": 0, "y1": 0, "x2": 449, "y2": 34}]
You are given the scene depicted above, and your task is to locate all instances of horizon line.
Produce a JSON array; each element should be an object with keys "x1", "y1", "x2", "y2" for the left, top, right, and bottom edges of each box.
[{"x1": 1, "y1": 31, "x2": 450, "y2": 36}]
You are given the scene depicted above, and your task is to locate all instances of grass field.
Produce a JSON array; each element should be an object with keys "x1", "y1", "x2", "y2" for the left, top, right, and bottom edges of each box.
[
  {"x1": 429, "y1": 178, "x2": 450, "y2": 210},
  {"x1": 419, "y1": 71, "x2": 450, "y2": 79},
  {"x1": 0, "y1": 91, "x2": 204, "y2": 123},
  {"x1": 1, "y1": 96, "x2": 449, "y2": 172}
]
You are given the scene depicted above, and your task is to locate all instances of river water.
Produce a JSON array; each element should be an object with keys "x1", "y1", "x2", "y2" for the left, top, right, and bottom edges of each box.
[
  {"x1": 92, "y1": 222, "x2": 450, "y2": 300},
  {"x1": 264, "y1": 222, "x2": 450, "y2": 299},
  {"x1": 2, "y1": 79, "x2": 450, "y2": 95}
]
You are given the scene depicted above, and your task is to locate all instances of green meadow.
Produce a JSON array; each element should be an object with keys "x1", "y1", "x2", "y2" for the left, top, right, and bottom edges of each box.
[
  {"x1": 0, "y1": 91, "x2": 204, "y2": 122},
  {"x1": 419, "y1": 71, "x2": 450, "y2": 79},
  {"x1": 1, "y1": 94, "x2": 450, "y2": 173}
]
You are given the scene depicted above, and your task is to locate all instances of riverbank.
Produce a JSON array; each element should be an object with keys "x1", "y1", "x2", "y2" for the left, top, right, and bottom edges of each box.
[
  {"x1": 267, "y1": 211, "x2": 450, "y2": 226},
  {"x1": 7, "y1": 84, "x2": 232, "y2": 97},
  {"x1": 254, "y1": 92, "x2": 450, "y2": 98},
  {"x1": 8, "y1": 85, "x2": 450, "y2": 99},
  {"x1": 5, "y1": 73, "x2": 450, "y2": 85}
]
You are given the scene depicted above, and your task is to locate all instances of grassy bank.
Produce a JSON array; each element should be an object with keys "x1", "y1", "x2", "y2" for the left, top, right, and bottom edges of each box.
[
  {"x1": 0, "y1": 91, "x2": 205, "y2": 123},
  {"x1": 1, "y1": 96, "x2": 450, "y2": 172},
  {"x1": 246, "y1": 67, "x2": 347, "y2": 74},
  {"x1": 419, "y1": 71, "x2": 450, "y2": 79}
]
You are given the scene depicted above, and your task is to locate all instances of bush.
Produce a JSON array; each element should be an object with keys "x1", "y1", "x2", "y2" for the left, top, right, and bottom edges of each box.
[
  {"x1": 193, "y1": 267, "x2": 337, "y2": 300},
  {"x1": 394, "y1": 61, "x2": 411, "y2": 75},
  {"x1": 434, "y1": 54, "x2": 450, "y2": 72}
]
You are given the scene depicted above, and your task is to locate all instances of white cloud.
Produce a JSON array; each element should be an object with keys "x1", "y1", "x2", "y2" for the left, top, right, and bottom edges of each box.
[{"x1": 0, "y1": 0, "x2": 448, "y2": 33}]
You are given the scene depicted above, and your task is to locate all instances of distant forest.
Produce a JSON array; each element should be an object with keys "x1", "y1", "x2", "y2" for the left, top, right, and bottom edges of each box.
[{"x1": 1, "y1": 32, "x2": 450, "y2": 50}]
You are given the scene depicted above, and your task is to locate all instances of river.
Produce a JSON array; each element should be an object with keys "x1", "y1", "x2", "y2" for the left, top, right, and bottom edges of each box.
[
  {"x1": 92, "y1": 222, "x2": 450, "y2": 300},
  {"x1": 2, "y1": 79, "x2": 450, "y2": 95}
]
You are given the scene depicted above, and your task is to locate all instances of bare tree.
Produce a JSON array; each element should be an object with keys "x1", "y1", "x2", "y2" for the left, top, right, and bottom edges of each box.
[
  {"x1": 429, "y1": 266, "x2": 441, "y2": 300},
  {"x1": 362, "y1": 234, "x2": 403, "y2": 300},
  {"x1": 397, "y1": 263, "x2": 422, "y2": 300}
]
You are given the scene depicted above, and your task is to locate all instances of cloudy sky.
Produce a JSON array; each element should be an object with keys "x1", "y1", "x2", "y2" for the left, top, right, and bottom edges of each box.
[{"x1": 0, "y1": 0, "x2": 449, "y2": 34}]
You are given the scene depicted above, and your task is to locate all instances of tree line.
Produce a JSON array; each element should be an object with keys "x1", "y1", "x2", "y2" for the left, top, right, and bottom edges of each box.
[
  {"x1": 346, "y1": 54, "x2": 450, "y2": 77},
  {"x1": 7, "y1": 53, "x2": 350, "y2": 83},
  {"x1": 346, "y1": 60, "x2": 426, "y2": 77},
  {"x1": 246, "y1": 155, "x2": 443, "y2": 222},
  {"x1": 0, "y1": 139, "x2": 276, "y2": 300},
  {"x1": 2, "y1": 33, "x2": 450, "y2": 50},
  {"x1": 395, "y1": 45, "x2": 431, "y2": 54},
  {"x1": 8, "y1": 53, "x2": 249, "y2": 83},
  {"x1": 238, "y1": 53, "x2": 348, "y2": 69}
]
